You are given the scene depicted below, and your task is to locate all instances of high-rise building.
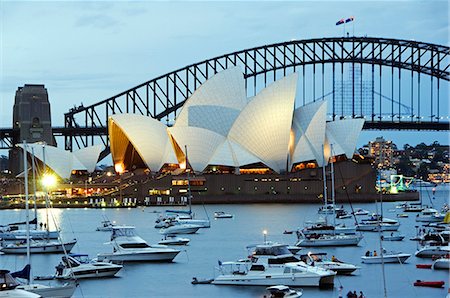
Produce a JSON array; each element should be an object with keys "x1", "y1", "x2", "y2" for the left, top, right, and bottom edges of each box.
[{"x1": 368, "y1": 137, "x2": 395, "y2": 168}]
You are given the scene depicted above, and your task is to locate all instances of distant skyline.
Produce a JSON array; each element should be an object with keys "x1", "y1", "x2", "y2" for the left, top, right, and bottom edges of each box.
[{"x1": 1, "y1": 0, "x2": 449, "y2": 157}]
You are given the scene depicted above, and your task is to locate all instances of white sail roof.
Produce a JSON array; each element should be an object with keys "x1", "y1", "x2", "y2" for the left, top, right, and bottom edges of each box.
[
  {"x1": 228, "y1": 73, "x2": 298, "y2": 173},
  {"x1": 73, "y1": 144, "x2": 103, "y2": 173},
  {"x1": 208, "y1": 139, "x2": 261, "y2": 167},
  {"x1": 325, "y1": 118, "x2": 365, "y2": 161},
  {"x1": 109, "y1": 114, "x2": 177, "y2": 172},
  {"x1": 291, "y1": 100, "x2": 327, "y2": 167},
  {"x1": 174, "y1": 67, "x2": 247, "y2": 136},
  {"x1": 168, "y1": 126, "x2": 226, "y2": 172},
  {"x1": 18, "y1": 143, "x2": 86, "y2": 179}
]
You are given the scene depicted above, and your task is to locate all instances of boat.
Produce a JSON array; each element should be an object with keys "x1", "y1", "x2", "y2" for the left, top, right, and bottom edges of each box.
[
  {"x1": 286, "y1": 246, "x2": 302, "y2": 255},
  {"x1": 356, "y1": 214, "x2": 400, "y2": 232},
  {"x1": 335, "y1": 209, "x2": 352, "y2": 219},
  {"x1": 54, "y1": 254, "x2": 123, "y2": 279},
  {"x1": 191, "y1": 277, "x2": 213, "y2": 284},
  {"x1": 361, "y1": 250, "x2": 411, "y2": 264},
  {"x1": 212, "y1": 242, "x2": 336, "y2": 287},
  {"x1": 380, "y1": 233, "x2": 405, "y2": 241},
  {"x1": 159, "y1": 222, "x2": 202, "y2": 235},
  {"x1": 403, "y1": 204, "x2": 424, "y2": 212},
  {"x1": 415, "y1": 245, "x2": 450, "y2": 258},
  {"x1": 158, "y1": 235, "x2": 190, "y2": 246},
  {"x1": 266, "y1": 285, "x2": 303, "y2": 298},
  {"x1": 413, "y1": 280, "x2": 445, "y2": 288},
  {"x1": 301, "y1": 222, "x2": 356, "y2": 235},
  {"x1": 432, "y1": 257, "x2": 450, "y2": 270},
  {"x1": 0, "y1": 228, "x2": 59, "y2": 241},
  {"x1": 416, "y1": 208, "x2": 445, "y2": 222},
  {"x1": 97, "y1": 226, "x2": 180, "y2": 262},
  {"x1": 396, "y1": 213, "x2": 408, "y2": 218},
  {"x1": 16, "y1": 280, "x2": 76, "y2": 298},
  {"x1": 214, "y1": 211, "x2": 233, "y2": 219},
  {"x1": 0, "y1": 270, "x2": 41, "y2": 298},
  {"x1": 96, "y1": 217, "x2": 116, "y2": 231},
  {"x1": 296, "y1": 232, "x2": 363, "y2": 247},
  {"x1": 416, "y1": 264, "x2": 432, "y2": 269},
  {"x1": 299, "y1": 252, "x2": 359, "y2": 275},
  {"x1": 353, "y1": 208, "x2": 369, "y2": 216},
  {"x1": 318, "y1": 205, "x2": 343, "y2": 214},
  {"x1": 0, "y1": 239, "x2": 77, "y2": 254}
]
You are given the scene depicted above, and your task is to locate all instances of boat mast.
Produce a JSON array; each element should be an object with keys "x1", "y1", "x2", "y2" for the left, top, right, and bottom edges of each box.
[
  {"x1": 31, "y1": 147, "x2": 38, "y2": 230},
  {"x1": 185, "y1": 145, "x2": 192, "y2": 214},
  {"x1": 22, "y1": 141, "x2": 32, "y2": 285},
  {"x1": 330, "y1": 144, "x2": 336, "y2": 230},
  {"x1": 377, "y1": 148, "x2": 387, "y2": 298},
  {"x1": 322, "y1": 145, "x2": 328, "y2": 224},
  {"x1": 42, "y1": 144, "x2": 49, "y2": 234}
]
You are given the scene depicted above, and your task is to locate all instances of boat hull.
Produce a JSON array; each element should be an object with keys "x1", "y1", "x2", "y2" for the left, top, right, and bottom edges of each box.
[
  {"x1": 0, "y1": 240, "x2": 77, "y2": 254},
  {"x1": 361, "y1": 254, "x2": 411, "y2": 264},
  {"x1": 212, "y1": 273, "x2": 334, "y2": 287},
  {"x1": 17, "y1": 282, "x2": 77, "y2": 298},
  {"x1": 59, "y1": 266, "x2": 122, "y2": 279},
  {"x1": 0, "y1": 230, "x2": 59, "y2": 240},
  {"x1": 160, "y1": 225, "x2": 201, "y2": 234},
  {"x1": 356, "y1": 223, "x2": 399, "y2": 232},
  {"x1": 97, "y1": 250, "x2": 180, "y2": 263},
  {"x1": 302, "y1": 227, "x2": 356, "y2": 235},
  {"x1": 296, "y1": 236, "x2": 362, "y2": 247},
  {"x1": 433, "y1": 259, "x2": 450, "y2": 270},
  {"x1": 415, "y1": 247, "x2": 450, "y2": 258}
]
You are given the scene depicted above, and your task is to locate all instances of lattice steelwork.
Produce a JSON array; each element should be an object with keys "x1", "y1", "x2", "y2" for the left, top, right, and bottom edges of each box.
[{"x1": 60, "y1": 37, "x2": 450, "y2": 156}]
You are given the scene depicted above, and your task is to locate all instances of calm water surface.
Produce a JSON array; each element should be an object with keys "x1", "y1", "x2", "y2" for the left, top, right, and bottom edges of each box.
[{"x1": 0, "y1": 185, "x2": 448, "y2": 297}]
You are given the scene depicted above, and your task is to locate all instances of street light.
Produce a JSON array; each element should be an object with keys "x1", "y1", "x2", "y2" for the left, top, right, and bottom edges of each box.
[
  {"x1": 263, "y1": 229, "x2": 268, "y2": 244},
  {"x1": 115, "y1": 163, "x2": 125, "y2": 205}
]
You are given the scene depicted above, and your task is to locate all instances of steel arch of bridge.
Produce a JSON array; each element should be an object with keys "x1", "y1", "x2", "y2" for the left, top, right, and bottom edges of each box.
[{"x1": 64, "y1": 36, "x2": 450, "y2": 153}]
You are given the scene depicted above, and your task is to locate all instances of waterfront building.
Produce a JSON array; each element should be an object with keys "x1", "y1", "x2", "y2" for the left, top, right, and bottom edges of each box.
[{"x1": 368, "y1": 137, "x2": 396, "y2": 168}]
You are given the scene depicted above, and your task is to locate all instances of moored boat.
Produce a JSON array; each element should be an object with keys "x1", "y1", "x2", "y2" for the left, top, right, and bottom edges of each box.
[
  {"x1": 55, "y1": 254, "x2": 123, "y2": 279},
  {"x1": 214, "y1": 211, "x2": 233, "y2": 219},
  {"x1": 0, "y1": 239, "x2": 77, "y2": 254},
  {"x1": 361, "y1": 250, "x2": 411, "y2": 264},
  {"x1": 432, "y1": 257, "x2": 450, "y2": 270},
  {"x1": 415, "y1": 245, "x2": 450, "y2": 258},
  {"x1": 266, "y1": 285, "x2": 303, "y2": 298},
  {"x1": 413, "y1": 280, "x2": 445, "y2": 288}
]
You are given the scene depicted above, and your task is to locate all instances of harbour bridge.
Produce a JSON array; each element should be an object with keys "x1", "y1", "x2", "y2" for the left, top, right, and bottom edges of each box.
[{"x1": 1, "y1": 37, "x2": 449, "y2": 159}]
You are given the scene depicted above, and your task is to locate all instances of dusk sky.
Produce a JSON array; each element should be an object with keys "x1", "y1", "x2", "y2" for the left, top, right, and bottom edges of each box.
[{"x1": 1, "y1": 0, "x2": 448, "y2": 159}]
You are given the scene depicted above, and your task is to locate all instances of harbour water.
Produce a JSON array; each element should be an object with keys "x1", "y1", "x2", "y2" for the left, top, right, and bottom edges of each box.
[{"x1": 0, "y1": 185, "x2": 448, "y2": 297}]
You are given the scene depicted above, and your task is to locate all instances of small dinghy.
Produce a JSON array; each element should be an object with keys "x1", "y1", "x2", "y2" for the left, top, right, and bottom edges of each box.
[
  {"x1": 413, "y1": 280, "x2": 445, "y2": 288},
  {"x1": 191, "y1": 277, "x2": 213, "y2": 284},
  {"x1": 416, "y1": 264, "x2": 432, "y2": 269},
  {"x1": 158, "y1": 235, "x2": 190, "y2": 246}
]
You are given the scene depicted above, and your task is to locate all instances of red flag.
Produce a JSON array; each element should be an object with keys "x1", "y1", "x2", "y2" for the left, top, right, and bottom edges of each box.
[
  {"x1": 345, "y1": 16, "x2": 355, "y2": 23},
  {"x1": 336, "y1": 18, "x2": 345, "y2": 26}
]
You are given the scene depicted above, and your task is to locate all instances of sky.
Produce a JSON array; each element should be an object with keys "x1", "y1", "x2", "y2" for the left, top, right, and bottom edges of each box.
[{"x1": 0, "y1": 0, "x2": 449, "y2": 159}]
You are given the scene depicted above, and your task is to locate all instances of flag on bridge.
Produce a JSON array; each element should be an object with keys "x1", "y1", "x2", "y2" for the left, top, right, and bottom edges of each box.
[
  {"x1": 336, "y1": 18, "x2": 345, "y2": 26},
  {"x1": 345, "y1": 16, "x2": 355, "y2": 23}
]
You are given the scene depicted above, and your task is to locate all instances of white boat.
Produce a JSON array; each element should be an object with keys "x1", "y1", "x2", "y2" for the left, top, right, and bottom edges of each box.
[
  {"x1": 0, "y1": 239, "x2": 77, "y2": 254},
  {"x1": 0, "y1": 270, "x2": 41, "y2": 298},
  {"x1": 214, "y1": 212, "x2": 233, "y2": 219},
  {"x1": 301, "y1": 222, "x2": 356, "y2": 235},
  {"x1": 296, "y1": 233, "x2": 363, "y2": 247},
  {"x1": 353, "y1": 208, "x2": 369, "y2": 216},
  {"x1": 432, "y1": 257, "x2": 450, "y2": 270},
  {"x1": 55, "y1": 254, "x2": 123, "y2": 279},
  {"x1": 299, "y1": 252, "x2": 359, "y2": 275},
  {"x1": 381, "y1": 233, "x2": 405, "y2": 241},
  {"x1": 415, "y1": 245, "x2": 450, "y2": 258},
  {"x1": 361, "y1": 251, "x2": 411, "y2": 264},
  {"x1": 96, "y1": 219, "x2": 116, "y2": 231},
  {"x1": 318, "y1": 205, "x2": 343, "y2": 214},
  {"x1": 212, "y1": 242, "x2": 336, "y2": 287},
  {"x1": 159, "y1": 223, "x2": 202, "y2": 235},
  {"x1": 16, "y1": 282, "x2": 76, "y2": 298},
  {"x1": 266, "y1": 285, "x2": 303, "y2": 298},
  {"x1": 356, "y1": 215, "x2": 400, "y2": 231},
  {"x1": 0, "y1": 229, "x2": 59, "y2": 241},
  {"x1": 174, "y1": 217, "x2": 210, "y2": 228},
  {"x1": 97, "y1": 226, "x2": 180, "y2": 263},
  {"x1": 158, "y1": 235, "x2": 190, "y2": 246},
  {"x1": 415, "y1": 208, "x2": 445, "y2": 222}
]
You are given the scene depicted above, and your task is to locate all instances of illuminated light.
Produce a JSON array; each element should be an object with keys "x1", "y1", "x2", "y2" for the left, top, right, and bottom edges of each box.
[
  {"x1": 106, "y1": 172, "x2": 113, "y2": 177},
  {"x1": 115, "y1": 163, "x2": 125, "y2": 174},
  {"x1": 179, "y1": 161, "x2": 186, "y2": 170},
  {"x1": 263, "y1": 229, "x2": 267, "y2": 235},
  {"x1": 390, "y1": 186, "x2": 398, "y2": 194},
  {"x1": 42, "y1": 174, "x2": 57, "y2": 188}
]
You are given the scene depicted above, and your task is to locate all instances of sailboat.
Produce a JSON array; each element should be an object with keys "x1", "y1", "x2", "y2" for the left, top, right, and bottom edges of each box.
[
  {"x1": 296, "y1": 144, "x2": 362, "y2": 247},
  {"x1": 0, "y1": 144, "x2": 77, "y2": 255},
  {"x1": 10, "y1": 141, "x2": 77, "y2": 298}
]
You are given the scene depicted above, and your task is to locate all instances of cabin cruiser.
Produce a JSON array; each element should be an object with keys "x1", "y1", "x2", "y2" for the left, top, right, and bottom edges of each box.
[
  {"x1": 212, "y1": 242, "x2": 336, "y2": 287},
  {"x1": 155, "y1": 210, "x2": 210, "y2": 228},
  {"x1": 97, "y1": 226, "x2": 180, "y2": 263},
  {"x1": 380, "y1": 233, "x2": 405, "y2": 241},
  {"x1": 0, "y1": 228, "x2": 59, "y2": 241},
  {"x1": 415, "y1": 245, "x2": 450, "y2": 258},
  {"x1": 415, "y1": 208, "x2": 445, "y2": 222},
  {"x1": 356, "y1": 214, "x2": 400, "y2": 232},
  {"x1": 55, "y1": 254, "x2": 123, "y2": 279},
  {"x1": 403, "y1": 203, "x2": 425, "y2": 212},
  {"x1": 318, "y1": 205, "x2": 343, "y2": 214},
  {"x1": 361, "y1": 250, "x2": 411, "y2": 264},
  {"x1": 96, "y1": 220, "x2": 116, "y2": 231},
  {"x1": 0, "y1": 239, "x2": 77, "y2": 254},
  {"x1": 266, "y1": 285, "x2": 303, "y2": 298},
  {"x1": 301, "y1": 219, "x2": 356, "y2": 235},
  {"x1": 295, "y1": 233, "x2": 363, "y2": 247},
  {"x1": 159, "y1": 222, "x2": 202, "y2": 235},
  {"x1": 0, "y1": 270, "x2": 41, "y2": 298},
  {"x1": 353, "y1": 208, "x2": 369, "y2": 216},
  {"x1": 214, "y1": 212, "x2": 233, "y2": 219},
  {"x1": 158, "y1": 235, "x2": 190, "y2": 246},
  {"x1": 299, "y1": 252, "x2": 359, "y2": 275}
]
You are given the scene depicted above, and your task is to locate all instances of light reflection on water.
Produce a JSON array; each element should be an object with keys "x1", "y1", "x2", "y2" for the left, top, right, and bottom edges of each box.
[{"x1": 0, "y1": 185, "x2": 448, "y2": 297}]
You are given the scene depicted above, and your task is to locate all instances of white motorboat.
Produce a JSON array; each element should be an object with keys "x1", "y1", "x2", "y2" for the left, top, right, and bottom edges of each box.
[
  {"x1": 159, "y1": 223, "x2": 202, "y2": 235},
  {"x1": 403, "y1": 204, "x2": 424, "y2": 212},
  {"x1": 214, "y1": 211, "x2": 233, "y2": 219},
  {"x1": 16, "y1": 282, "x2": 76, "y2": 298},
  {"x1": 266, "y1": 285, "x2": 303, "y2": 298},
  {"x1": 158, "y1": 235, "x2": 190, "y2": 246},
  {"x1": 353, "y1": 208, "x2": 369, "y2": 216},
  {"x1": 97, "y1": 226, "x2": 180, "y2": 263},
  {"x1": 301, "y1": 222, "x2": 356, "y2": 235},
  {"x1": 361, "y1": 250, "x2": 411, "y2": 263},
  {"x1": 0, "y1": 229, "x2": 59, "y2": 241},
  {"x1": 381, "y1": 233, "x2": 405, "y2": 241},
  {"x1": 299, "y1": 252, "x2": 359, "y2": 275},
  {"x1": 0, "y1": 239, "x2": 77, "y2": 254},
  {"x1": 415, "y1": 245, "x2": 450, "y2": 258},
  {"x1": 415, "y1": 208, "x2": 445, "y2": 222},
  {"x1": 0, "y1": 270, "x2": 41, "y2": 298},
  {"x1": 212, "y1": 242, "x2": 336, "y2": 287},
  {"x1": 286, "y1": 246, "x2": 302, "y2": 255},
  {"x1": 356, "y1": 215, "x2": 400, "y2": 232},
  {"x1": 318, "y1": 205, "x2": 343, "y2": 214},
  {"x1": 296, "y1": 233, "x2": 363, "y2": 247},
  {"x1": 55, "y1": 254, "x2": 123, "y2": 279},
  {"x1": 96, "y1": 220, "x2": 116, "y2": 231},
  {"x1": 432, "y1": 257, "x2": 450, "y2": 270},
  {"x1": 174, "y1": 217, "x2": 210, "y2": 228}
]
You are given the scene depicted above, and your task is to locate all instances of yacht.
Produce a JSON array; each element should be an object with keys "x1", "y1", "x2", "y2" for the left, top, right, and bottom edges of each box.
[
  {"x1": 299, "y1": 252, "x2": 359, "y2": 275},
  {"x1": 96, "y1": 219, "x2": 116, "y2": 231},
  {"x1": 353, "y1": 208, "x2": 369, "y2": 216},
  {"x1": 0, "y1": 228, "x2": 59, "y2": 241},
  {"x1": 432, "y1": 257, "x2": 450, "y2": 270},
  {"x1": 158, "y1": 235, "x2": 190, "y2": 246},
  {"x1": 212, "y1": 242, "x2": 336, "y2": 287},
  {"x1": 0, "y1": 270, "x2": 41, "y2": 298},
  {"x1": 415, "y1": 245, "x2": 450, "y2": 258},
  {"x1": 0, "y1": 239, "x2": 77, "y2": 254},
  {"x1": 97, "y1": 226, "x2": 180, "y2": 262},
  {"x1": 214, "y1": 212, "x2": 233, "y2": 219},
  {"x1": 318, "y1": 205, "x2": 343, "y2": 215},
  {"x1": 356, "y1": 214, "x2": 400, "y2": 232},
  {"x1": 295, "y1": 233, "x2": 363, "y2": 247},
  {"x1": 55, "y1": 254, "x2": 123, "y2": 279},
  {"x1": 159, "y1": 222, "x2": 202, "y2": 235},
  {"x1": 361, "y1": 250, "x2": 411, "y2": 264},
  {"x1": 415, "y1": 208, "x2": 445, "y2": 222},
  {"x1": 301, "y1": 222, "x2": 356, "y2": 235},
  {"x1": 266, "y1": 285, "x2": 303, "y2": 298}
]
